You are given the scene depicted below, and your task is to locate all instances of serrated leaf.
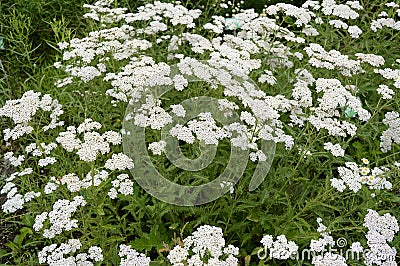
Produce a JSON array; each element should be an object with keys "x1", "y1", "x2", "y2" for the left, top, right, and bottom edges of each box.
[{"x1": 129, "y1": 227, "x2": 163, "y2": 252}]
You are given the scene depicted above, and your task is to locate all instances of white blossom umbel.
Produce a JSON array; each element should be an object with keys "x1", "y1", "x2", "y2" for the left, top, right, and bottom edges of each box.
[
  {"x1": 380, "y1": 111, "x2": 400, "y2": 152},
  {"x1": 56, "y1": 118, "x2": 122, "y2": 162},
  {"x1": 118, "y1": 244, "x2": 151, "y2": 266},
  {"x1": 167, "y1": 225, "x2": 239, "y2": 265},
  {"x1": 363, "y1": 209, "x2": 399, "y2": 265},
  {"x1": 0, "y1": 90, "x2": 64, "y2": 141},
  {"x1": 33, "y1": 196, "x2": 87, "y2": 239},
  {"x1": 260, "y1": 234, "x2": 298, "y2": 260},
  {"x1": 38, "y1": 239, "x2": 103, "y2": 266},
  {"x1": 331, "y1": 160, "x2": 392, "y2": 193}
]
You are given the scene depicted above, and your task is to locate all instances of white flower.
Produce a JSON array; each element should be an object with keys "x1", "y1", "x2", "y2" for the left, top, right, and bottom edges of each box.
[
  {"x1": 88, "y1": 246, "x2": 103, "y2": 262},
  {"x1": 347, "y1": 25, "x2": 362, "y2": 38},
  {"x1": 377, "y1": 84, "x2": 394, "y2": 100},
  {"x1": 380, "y1": 111, "x2": 400, "y2": 152},
  {"x1": 173, "y1": 74, "x2": 188, "y2": 91},
  {"x1": 220, "y1": 181, "x2": 234, "y2": 194},
  {"x1": 109, "y1": 174, "x2": 134, "y2": 199},
  {"x1": 170, "y1": 124, "x2": 195, "y2": 144},
  {"x1": 4, "y1": 152, "x2": 25, "y2": 167},
  {"x1": 170, "y1": 104, "x2": 186, "y2": 117},
  {"x1": 35, "y1": 196, "x2": 86, "y2": 239},
  {"x1": 168, "y1": 246, "x2": 188, "y2": 264},
  {"x1": 38, "y1": 239, "x2": 103, "y2": 265},
  {"x1": 77, "y1": 118, "x2": 102, "y2": 133},
  {"x1": 148, "y1": 141, "x2": 167, "y2": 155},
  {"x1": 329, "y1": 20, "x2": 348, "y2": 29},
  {"x1": 363, "y1": 209, "x2": 399, "y2": 265},
  {"x1": 350, "y1": 242, "x2": 363, "y2": 253},
  {"x1": 168, "y1": 225, "x2": 239, "y2": 265},
  {"x1": 44, "y1": 182, "x2": 59, "y2": 194},
  {"x1": 104, "y1": 153, "x2": 134, "y2": 170},
  {"x1": 59, "y1": 173, "x2": 82, "y2": 192},
  {"x1": 119, "y1": 244, "x2": 151, "y2": 266},
  {"x1": 355, "y1": 53, "x2": 385, "y2": 67},
  {"x1": 324, "y1": 142, "x2": 345, "y2": 157},
  {"x1": 260, "y1": 234, "x2": 298, "y2": 260},
  {"x1": 38, "y1": 157, "x2": 57, "y2": 167}
]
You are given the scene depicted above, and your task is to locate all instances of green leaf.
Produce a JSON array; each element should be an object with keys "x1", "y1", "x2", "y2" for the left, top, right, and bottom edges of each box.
[
  {"x1": 13, "y1": 227, "x2": 33, "y2": 247},
  {"x1": 129, "y1": 227, "x2": 163, "y2": 252}
]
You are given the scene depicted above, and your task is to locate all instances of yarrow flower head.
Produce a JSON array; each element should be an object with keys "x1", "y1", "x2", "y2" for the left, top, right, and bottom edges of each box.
[
  {"x1": 118, "y1": 244, "x2": 151, "y2": 266},
  {"x1": 167, "y1": 225, "x2": 239, "y2": 265},
  {"x1": 260, "y1": 234, "x2": 298, "y2": 260},
  {"x1": 363, "y1": 209, "x2": 399, "y2": 265},
  {"x1": 56, "y1": 119, "x2": 122, "y2": 162},
  {"x1": 38, "y1": 239, "x2": 103, "y2": 265}
]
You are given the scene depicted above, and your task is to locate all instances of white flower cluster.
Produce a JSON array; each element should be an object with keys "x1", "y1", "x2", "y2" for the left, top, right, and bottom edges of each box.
[
  {"x1": 363, "y1": 209, "x2": 399, "y2": 265},
  {"x1": 380, "y1": 111, "x2": 400, "y2": 152},
  {"x1": 26, "y1": 142, "x2": 57, "y2": 157},
  {"x1": 1, "y1": 168, "x2": 40, "y2": 213},
  {"x1": 38, "y1": 239, "x2": 103, "y2": 266},
  {"x1": 56, "y1": 119, "x2": 122, "y2": 162},
  {"x1": 170, "y1": 104, "x2": 186, "y2": 117},
  {"x1": 329, "y1": 19, "x2": 348, "y2": 29},
  {"x1": 328, "y1": 20, "x2": 363, "y2": 38},
  {"x1": 323, "y1": 142, "x2": 345, "y2": 157},
  {"x1": 216, "y1": 0, "x2": 244, "y2": 15},
  {"x1": 320, "y1": 0, "x2": 360, "y2": 19},
  {"x1": 310, "y1": 218, "x2": 335, "y2": 253},
  {"x1": 376, "y1": 84, "x2": 395, "y2": 100},
  {"x1": 308, "y1": 78, "x2": 370, "y2": 138},
  {"x1": 260, "y1": 234, "x2": 298, "y2": 260},
  {"x1": 104, "y1": 153, "x2": 134, "y2": 170},
  {"x1": 375, "y1": 68, "x2": 400, "y2": 89},
  {"x1": 118, "y1": 244, "x2": 151, "y2": 266},
  {"x1": 309, "y1": 218, "x2": 348, "y2": 266},
  {"x1": 331, "y1": 160, "x2": 392, "y2": 193},
  {"x1": 125, "y1": 1, "x2": 201, "y2": 29},
  {"x1": 304, "y1": 43, "x2": 363, "y2": 76},
  {"x1": 218, "y1": 99, "x2": 239, "y2": 118},
  {"x1": 132, "y1": 94, "x2": 173, "y2": 130},
  {"x1": 167, "y1": 225, "x2": 239, "y2": 265},
  {"x1": 220, "y1": 181, "x2": 234, "y2": 194},
  {"x1": 148, "y1": 140, "x2": 167, "y2": 155},
  {"x1": 33, "y1": 196, "x2": 87, "y2": 239},
  {"x1": 83, "y1": 0, "x2": 127, "y2": 24},
  {"x1": 54, "y1": 0, "x2": 383, "y2": 161},
  {"x1": 371, "y1": 15, "x2": 400, "y2": 32},
  {"x1": 302, "y1": 25, "x2": 320, "y2": 36},
  {"x1": 105, "y1": 60, "x2": 173, "y2": 102},
  {"x1": 264, "y1": 3, "x2": 314, "y2": 27},
  {"x1": 0, "y1": 90, "x2": 64, "y2": 141},
  {"x1": 291, "y1": 68, "x2": 314, "y2": 110},
  {"x1": 355, "y1": 53, "x2": 385, "y2": 67},
  {"x1": 38, "y1": 157, "x2": 57, "y2": 167},
  {"x1": 3, "y1": 151, "x2": 24, "y2": 167},
  {"x1": 108, "y1": 174, "x2": 134, "y2": 199},
  {"x1": 170, "y1": 112, "x2": 230, "y2": 145},
  {"x1": 59, "y1": 170, "x2": 109, "y2": 193},
  {"x1": 44, "y1": 177, "x2": 60, "y2": 194},
  {"x1": 258, "y1": 69, "x2": 277, "y2": 85}
]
